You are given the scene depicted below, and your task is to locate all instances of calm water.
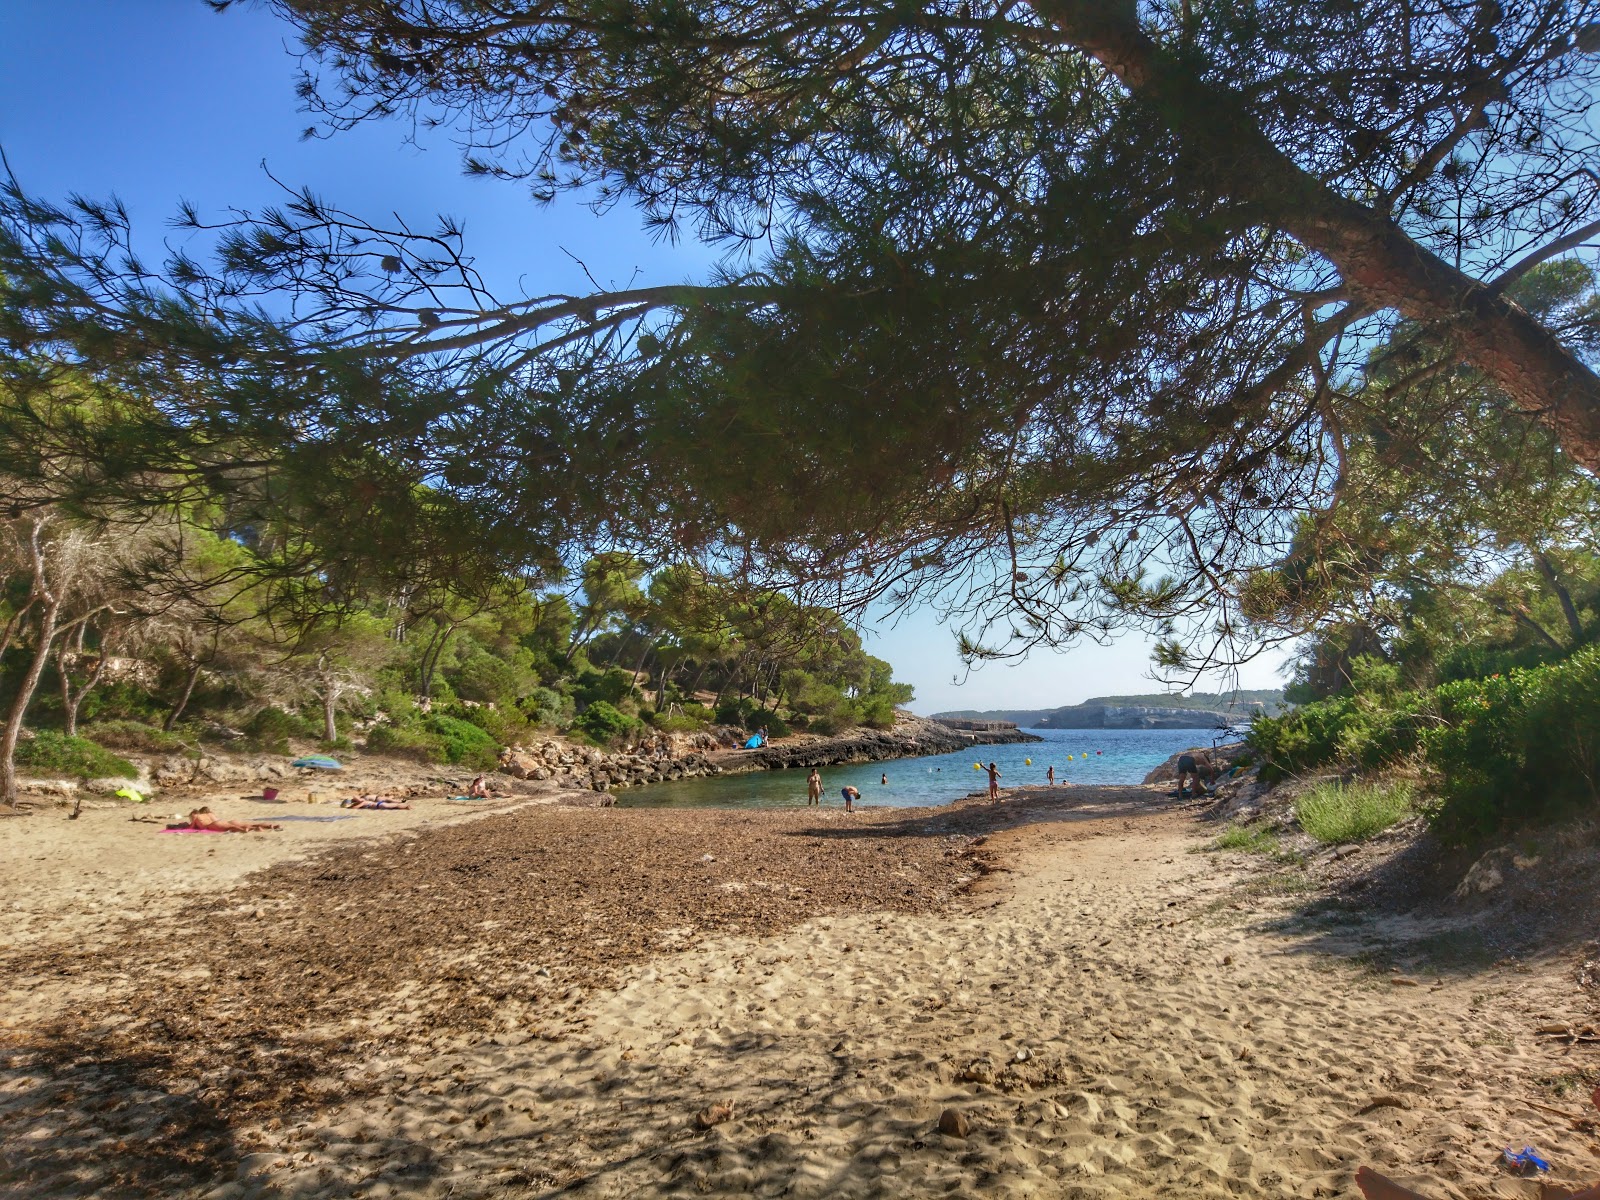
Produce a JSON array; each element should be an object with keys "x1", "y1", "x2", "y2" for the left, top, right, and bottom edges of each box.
[{"x1": 616, "y1": 727, "x2": 1226, "y2": 810}]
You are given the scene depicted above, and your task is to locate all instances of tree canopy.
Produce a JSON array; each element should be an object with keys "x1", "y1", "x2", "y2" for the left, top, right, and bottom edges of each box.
[{"x1": 3, "y1": 0, "x2": 1599, "y2": 671}]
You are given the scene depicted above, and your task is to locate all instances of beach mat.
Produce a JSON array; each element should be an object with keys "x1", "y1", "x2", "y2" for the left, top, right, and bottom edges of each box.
[
  {"x1": 269, "y1": 814, "x2": 358, "y2": 822},
  {"x1": 159, "y1": 827, "x2": 231, "y2": 834}
]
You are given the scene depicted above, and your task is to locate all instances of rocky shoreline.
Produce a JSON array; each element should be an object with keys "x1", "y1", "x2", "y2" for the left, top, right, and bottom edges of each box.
[
  {"x1": 499, "y1": 711, "x2": 1040, "y2": 794},
  {"x1": 711, "y1": 713, "x2": 1038, "y2": 776},
  {"x1": 16, "y1": 713, "x2": 1039, "y2": 807}
]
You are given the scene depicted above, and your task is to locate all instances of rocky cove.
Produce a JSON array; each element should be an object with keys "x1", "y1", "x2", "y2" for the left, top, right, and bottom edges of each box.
[
  {"x1": 499, "y1": 711, "x2": 1041, "y2": 795},
  {"x1": 13, "y1": 713, "x2": 1037, "y2": 809}
]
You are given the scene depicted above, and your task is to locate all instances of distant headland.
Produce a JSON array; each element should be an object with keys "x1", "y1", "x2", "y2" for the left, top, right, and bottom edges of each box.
[{"x1": 932, "y1": 691, "x2": 1284, "y2": 730}]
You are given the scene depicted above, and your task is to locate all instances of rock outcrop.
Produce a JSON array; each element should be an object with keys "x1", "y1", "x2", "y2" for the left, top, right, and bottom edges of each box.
[
  {"x1": 713, "y1": 713, "x2": 1038, "y2": 777},
  {"x1": 499, "y1": 739, "x2": 724, "y2": 793}
]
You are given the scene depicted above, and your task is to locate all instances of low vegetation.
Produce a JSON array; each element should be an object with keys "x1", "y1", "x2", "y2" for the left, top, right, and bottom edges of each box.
[
  {"x1": 14, "y1": 732, "x2": 136, "y2": 781},
  {"x1": 1294, "y1": 781, "x2": 1413, "y2": 845}
]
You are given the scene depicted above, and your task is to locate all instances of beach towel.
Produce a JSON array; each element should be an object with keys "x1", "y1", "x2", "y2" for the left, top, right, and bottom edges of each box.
[
  {"x1": 268, "y1": 814, "x2": 358, "y2": 822},
  {"x1": 447, "y1": 795, "x2": 492, "y2": 802},
  {"x1": 159, "y1": 827, "x2": 231, "y2": 834}
]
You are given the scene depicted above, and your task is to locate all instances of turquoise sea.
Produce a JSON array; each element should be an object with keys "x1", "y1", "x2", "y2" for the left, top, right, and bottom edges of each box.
[{"x1": 616, "y1": 726, "x2": 1230, "y2": 810}]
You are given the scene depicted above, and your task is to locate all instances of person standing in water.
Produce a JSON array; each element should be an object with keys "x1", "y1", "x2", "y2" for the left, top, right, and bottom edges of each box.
[
  {"x1": 987, "y1": 762, "x2": 1002, "y2": 802},
  {"x1": 881, "y1": 772, "x2": 888, "y2": 785},
  {"x1": 806, "y1": 767, "x2": 823, "y2": 806},
  {"x1": 1046, "y1": 764, "x2": 1055, "y2": 786}
]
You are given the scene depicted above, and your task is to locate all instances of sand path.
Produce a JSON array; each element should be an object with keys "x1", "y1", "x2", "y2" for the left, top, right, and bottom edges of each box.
[{"x1": 4, "y1": 787, "x2": 1598, "y2": 1198}]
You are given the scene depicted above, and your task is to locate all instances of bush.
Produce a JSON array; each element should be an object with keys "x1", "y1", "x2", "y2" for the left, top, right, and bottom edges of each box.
[
  {"x1": 571, "y1": 700, "x2": 644, "y2": 748},
  {"x1": 855, "y1": 694, "x2": 897, "y2": 730},
  {"x1": 573, "y1": 667, "x2": 640, "y2": 712},
  {"x1": 448, "y1": 702, "x2": 535, "y2": 748},
  {"x1": 520, "y1": 687, "x2": 574, "y2": 730},
  {"x1": 366, "y1": 713, "x2": 501, "y2": 768},
  {"x1": 714, "y1": 698, "x2": 751, "y2": 726},
  {"x1": 83, "y1": 719, "x2": 189, "y2": 754},
  {"x1": 244, "y1": 706, "x2": 314, "y2": 754},
  {"x1": 743, "y1": 711, "x2": 791, "y2": 737},
  {"x1": 650, "y1": 711, "x2": 708, "y2": 734},
  {"x1": 1296, "y1": 781, "x2": 1413, "y2": 844},
  {"x1": 16, "y1": 731, "x2": 137, "y2": 780},
  {"x1": 1422, "y1": 648, "x2": 1600, "y2": 842},
  {"x1": 1249, "y1": 690, "x2": 1426, "y2": 782}
]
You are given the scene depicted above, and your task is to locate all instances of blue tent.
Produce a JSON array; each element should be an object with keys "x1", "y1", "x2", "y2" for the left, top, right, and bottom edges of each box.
[{"x1": 744, "y1": 735, "x2": 764, "y2": 749}]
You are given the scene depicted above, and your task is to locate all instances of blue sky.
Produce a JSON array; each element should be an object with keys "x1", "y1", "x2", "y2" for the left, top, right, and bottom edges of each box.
[{"x1": 0, "y1": 0, "x2": 1292, "y2": 712}]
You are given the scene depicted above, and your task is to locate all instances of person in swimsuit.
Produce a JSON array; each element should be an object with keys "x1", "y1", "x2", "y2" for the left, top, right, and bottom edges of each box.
[
  {"x1": 340, "y1": 796, "x2": 411, "y2": 809},
  {"x1": 986, "y1": 762, "x2": 1002, "y2": 802},
  {"x1": 806, "y1": 768, "x2": 823, "y2": 805},
  {"x1": 1175, "y1": 751, "x2": 1213, "y2": 800},
  {"x1": 468, "y1": 774, "x2": 491, "y2": 798},
  {"x1": 172, "y1": 806, "x2": 280, "y2": 832},
  {"x1": 841, "y1": 785, "x2": 860, "y2": 813},
  {"x1": 1046, "y1": 764, "x2": 1055, "y2": 786}
]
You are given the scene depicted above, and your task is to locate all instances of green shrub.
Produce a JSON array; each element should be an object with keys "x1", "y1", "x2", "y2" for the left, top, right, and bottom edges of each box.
[
  {"x1": 244, "y1": 706, "x2": 313, "y2": 754},
  {"x1": 855, "y1": 694, "x2": 897, "y2": 730},
  {"x1": 571, "y1": 700, "x2": 644, "y2": 747},
  {"x1": 16, "y1": 732, "x2": 137, "y2": 780},
  {"x1": 1249, "y1": 690, "x2": 1426, "y2": 781},
  {"x1": 1422, "y1": 648, "x2": 1600, "y2": 842},
  {"x1": 650, "y1": 711, "x2": 708, "y2": 734},
  {"x1": 714, "y1": 698, "x2": 751, "y2": 726},
  {"x1": 1295, "y1": 781, "x2": 1413, "y2": 844},
  {"x1": 574, "y1": 668, "x2": 640, "y2": 712},
  {"x1": 448, "y1": 702, "x2": 535, "y2": 747},
  {"x1": 367, "y1": 713, "x2": 501, "y2": 768},
  {"x1": 743, "y1": 711, "x2": 791, "y2": 737},
  {"x1": 520, "y1": 687, "x2": 574, "y2": 730},
  {"x1": 83, "y1": 719, "x2": 188, "y2": 754}
]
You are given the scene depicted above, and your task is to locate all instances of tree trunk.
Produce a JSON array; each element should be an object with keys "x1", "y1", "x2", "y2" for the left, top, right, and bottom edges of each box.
[
  {"x1": 2, "y1": 595, "x2": 61, "y2": 807},
  {"x1": 1533, "y1": 551, "x2": 1584, "y2": 647},
  {"x1": 59, "y1": 643, "x2": 108, "y2": 738},
  {"x1": 164, "y1": 659, "x2": 203, "y2": 732},
  {"x1": 322, "y1": 679, "x2": 339, "y2": 743},
  {"x1": 1027, "y1": 0, "x2": 1600, "y2": 468}
]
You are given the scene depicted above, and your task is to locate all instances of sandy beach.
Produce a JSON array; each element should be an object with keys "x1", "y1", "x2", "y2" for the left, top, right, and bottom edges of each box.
[{"x1": 2, "y1": 783, "x2": 1598, "y2": 1199}]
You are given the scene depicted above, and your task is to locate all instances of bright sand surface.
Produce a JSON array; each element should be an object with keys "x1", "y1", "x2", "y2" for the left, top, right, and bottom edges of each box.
[{"x1": 2, "y1": 785, "x2": 1598, "y2": 1199}]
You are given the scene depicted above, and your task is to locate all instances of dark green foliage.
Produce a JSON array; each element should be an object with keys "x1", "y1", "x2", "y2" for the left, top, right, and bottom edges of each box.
[
  {"x1": 448, "y1": 702, "x2": 535, "y2": 748},
  {"x1": 573, "y1": 668, "x2": 640, "y2": 713},
  {"x1": 743, "y1": 711, "x2": 790, "y2": 738},
  {"x1": 366, "y1": 713, "x2": 500, "y2": 768},
  {"x1": 1422, "y1": 649, "x2": 1600, "y2": 842},
  {"x1": 714, "y1": 698, "x2": 751, "y2": 726},
  {"x1": 519, "y1": 687, "x2": 574, "y2": 730},
  {"x1": 16, "y1": 732, "x2": 137, "y2": 780},
  {"x1": 244, "y1": 706, "x2": 315, "y2": 754},
  {"x1": 1252, "y1": 648, "x2": 1600, "y2": 843},
  {"x1": 571, "y1": 701, "x2": 644, "y2": 748},
  {"x1": 84, "y1": 720, "x2": 189, "y2": 755}
]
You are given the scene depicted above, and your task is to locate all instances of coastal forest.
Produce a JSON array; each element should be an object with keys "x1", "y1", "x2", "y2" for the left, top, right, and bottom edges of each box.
[{"x1": 0, "y1": 500, "x2": 913, "y2": 803}]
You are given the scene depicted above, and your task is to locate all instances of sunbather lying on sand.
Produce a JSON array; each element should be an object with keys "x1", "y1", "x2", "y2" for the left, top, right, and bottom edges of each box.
[
  {"x1": 169, "y1": 807, "x2": 280, "y2": 832},
  {"x1": 339, "y1": 795, "x2": 410, "y2": 809}
]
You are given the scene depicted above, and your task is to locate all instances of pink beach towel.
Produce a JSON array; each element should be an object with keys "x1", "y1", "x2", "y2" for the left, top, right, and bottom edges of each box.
[{"x1": 159, "y1": 827, "x2": 231, "y2": 834}]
